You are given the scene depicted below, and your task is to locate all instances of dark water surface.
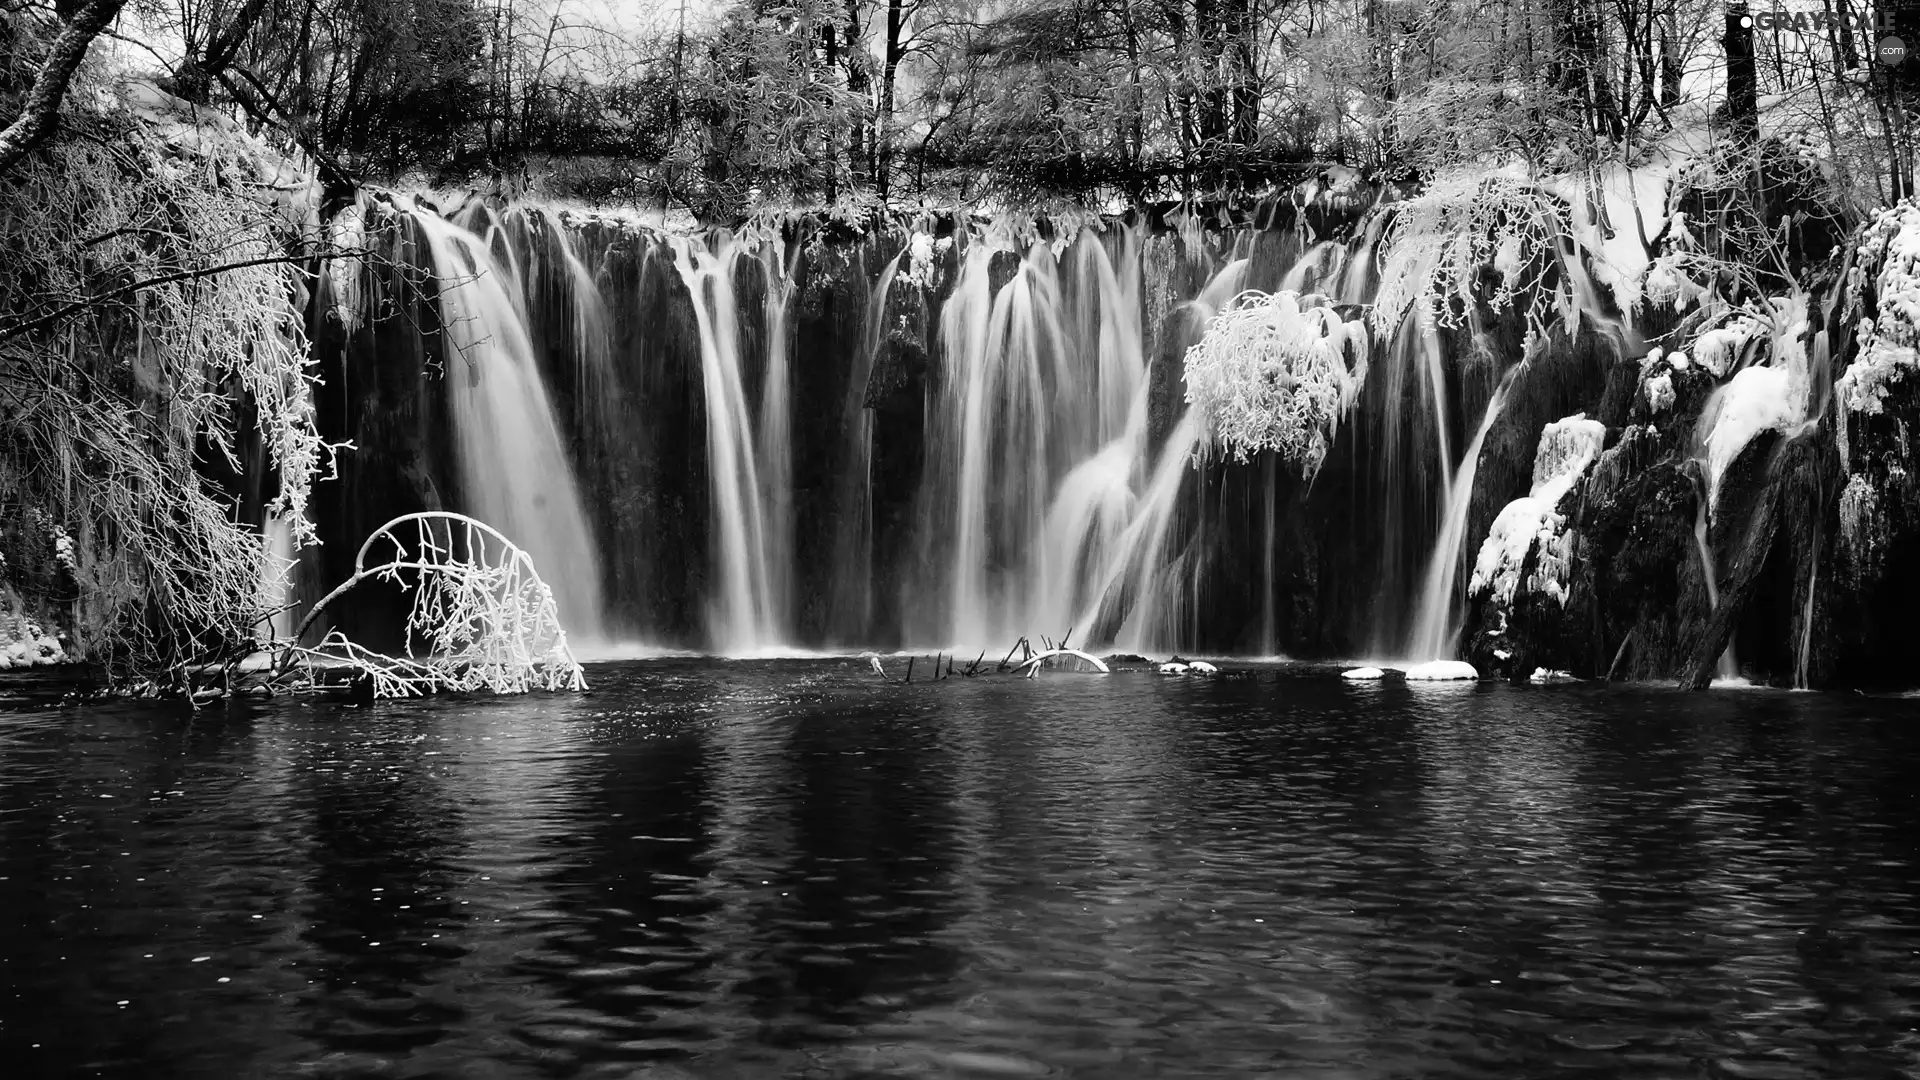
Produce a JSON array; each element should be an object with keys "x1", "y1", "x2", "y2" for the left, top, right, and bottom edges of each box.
[{"x1": 2, "y1": 661, "x2": 1918, "y2": 1079}]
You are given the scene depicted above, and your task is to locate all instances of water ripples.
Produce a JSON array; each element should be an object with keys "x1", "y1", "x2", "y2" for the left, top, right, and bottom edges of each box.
[{"x1": 1, "y1": 663, "x2": 1917, "y2": 1077}]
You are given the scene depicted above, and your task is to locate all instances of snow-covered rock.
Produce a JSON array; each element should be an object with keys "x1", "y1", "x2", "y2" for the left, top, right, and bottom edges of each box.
[
  {"x1": 1699, "y1": 364, "x2": 1800, "y2": 514},
  {"x1": 1404, "y1": 660, "x2": 1479, "y2": 681},
  {"x1": 1837, "y1": 202, "x2": 1920, "y2": 464},
  {"x1": 1470, "y1": 414, "x2": 1608, "y2": 607},
  {"x1": 1188, "y1": 660, "x2": 1219, "y2": 675},
  {"x1": 1691, "y1": 315, "x2": 1768, "y2": 377},
  {"x1": 1341, "y1": 666, "x2": 1385, "y2": 680},
  {"x1": 1529, "y1": 668, "x2": 1577, "y2": 684},
  {"x1": 1157, "y1": 662, "x2": 1189, "y2": 675},
  {"x1": 1643, "y1": 370, "x2": 1675, "y2": 413}
]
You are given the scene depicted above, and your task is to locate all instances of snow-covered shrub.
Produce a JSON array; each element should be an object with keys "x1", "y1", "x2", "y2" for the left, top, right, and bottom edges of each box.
[
  {"x1": 1470, "y1": 414, "x2": 1607, "y2": 606},
  {"x1": 900, "y1": 232, "x2": 949, "y2": 289},
  {"x1": 1637, "y1": 347, "x2": 1679, "y2": 413},
  {"x1": 1643, "y1": 368, "x2": 1676, "y2": 413},
  {"x1": 1643, "y1": 254, "x2": 1710, "y2": 312},
  {"x1": 1372, "y1": 173, "x2": 1573, "y2": 335},
  {"x1": 1182, "y1": 290, "x2": 1369, "y2": 479},
  {"x1": 1692, "y1": 313, "x2": 1769, "y2": 377}
]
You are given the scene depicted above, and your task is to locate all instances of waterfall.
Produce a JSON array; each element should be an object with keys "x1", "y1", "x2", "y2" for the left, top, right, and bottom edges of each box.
[
  {"x1": 1407, "y1": 365, "x2": 1521, "y2": 660},
  {"x1": 670, "y1": 234, "x2": 780, "y2": 653},
  {"x1": 1796, "y1": 531, "x2": 1819, "y2": 689},
  {"x1": 1368, "y1": 310, "x2": 1456, "y2": 651},
  {"x1": 825, "y1": 243, "x2": 906, "y2": 643},
  {"x1": 1260, "y1": 453, "x2": 1278, "y2": 656},
  {"x1": 756, "y1": 241, "x2": 798, "y2": 637},
  {"x1": 1692, "y1": 496, "x2": 1739, "y2": 681},
  {"x1": 404, "y1": 208, "x2": 604, "y2": 638},
  {"x1": 258, "y1": 513, "x2": 295, "y2": 642},
  {"x1": 938, "y1": 241, "x2": 1071, "y2": 647},
  {"x1": 326, "y1": 197, "x2": 1613, "y2": 662}
]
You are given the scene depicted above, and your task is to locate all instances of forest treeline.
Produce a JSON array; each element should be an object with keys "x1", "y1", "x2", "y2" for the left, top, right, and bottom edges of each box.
[{"x1": 6, "y1": 0, "x2": 1919, "y2": 216}]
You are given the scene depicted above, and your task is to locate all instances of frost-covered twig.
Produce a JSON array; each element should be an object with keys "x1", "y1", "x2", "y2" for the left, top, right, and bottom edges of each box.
[
  {"x1": 283, "y1": 512, "x2": 586, "y2": 697},
  {"x1": 1371, "y1": 173, "x2": 1572, "y2": 336}
]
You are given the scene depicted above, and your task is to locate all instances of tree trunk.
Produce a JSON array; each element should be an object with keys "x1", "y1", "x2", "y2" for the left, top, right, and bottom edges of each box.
[
  {"x1": 1227, "y1": 0, "x2": 1257, "y2": 145},
  {"x1": 843, "y1": 1, "x2": 872, "y2": 190},
  {"x1": 0, "y1": 0, "x2": 128, "y2": 175},
  {"x1": 878, "y1": 0, "x2": 907, "y2": 203},
  {"x1": 1723, "y1": 2, "x2": 1759, "y2": 143}
]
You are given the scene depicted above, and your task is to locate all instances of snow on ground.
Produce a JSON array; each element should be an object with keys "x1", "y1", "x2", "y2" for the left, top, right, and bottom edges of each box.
[{"x1": 1471, "y1": 414, "x2": 1608, "y2": 607}]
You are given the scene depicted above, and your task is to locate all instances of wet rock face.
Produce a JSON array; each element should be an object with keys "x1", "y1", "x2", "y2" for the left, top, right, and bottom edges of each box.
[{"x1": 864, "y1": 284, "x2": 931, "y2": 411}]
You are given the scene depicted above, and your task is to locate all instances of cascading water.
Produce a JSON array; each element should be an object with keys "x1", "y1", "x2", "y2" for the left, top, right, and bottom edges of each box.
[
  {"x1": 755, "y1": 241, "x2": 799, "y2": 636},
  {"x1": 322, "y1": 192, "x2": 1648, "y2": 664},
  {"x1": 1407, "y1": 365, "x2": 1522, "y2": 660},
  {"x1": 1693, "y1": 495, "x2": 1739, "y2": 681},
  {"x1": 936, "y1": 240, "x2": 1073, "y2": 647},
  {"x1": 258, "y1": 513, "x2": 295, "y2": 641},
  {"x1": 823, "y1": 243, "x2": 906, "y2": 643},
  {"x1": 404, "y1": 207, "x2": 604, "y2": 638},
  {"x1": 670, "y1": 233, "x2": 783, "y2": 653}
]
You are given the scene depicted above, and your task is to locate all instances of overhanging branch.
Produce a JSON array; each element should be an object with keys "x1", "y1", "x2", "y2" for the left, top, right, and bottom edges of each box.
[{"x1": 0, "y1": 249, "x2": 369, "y2": 345}]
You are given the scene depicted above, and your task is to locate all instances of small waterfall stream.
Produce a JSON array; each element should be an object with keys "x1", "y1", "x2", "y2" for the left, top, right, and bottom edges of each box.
[
  {"x1": 1692, "y1": 496, "x2": 1739, "y2": 681},
  {"x1": 1407, "y1": 365, "x2": 1522, "y2": 660}
]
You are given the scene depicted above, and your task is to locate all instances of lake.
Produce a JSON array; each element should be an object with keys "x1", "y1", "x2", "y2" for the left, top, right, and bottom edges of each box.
[{"x1": 2, "y1": 660, "x2": 1917, "y2": 1078}]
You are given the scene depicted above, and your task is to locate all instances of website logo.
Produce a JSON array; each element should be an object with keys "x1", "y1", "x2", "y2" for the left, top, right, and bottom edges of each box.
[{"x1": 1739, "y1": 6, "x2": 1904, "y2": 65}]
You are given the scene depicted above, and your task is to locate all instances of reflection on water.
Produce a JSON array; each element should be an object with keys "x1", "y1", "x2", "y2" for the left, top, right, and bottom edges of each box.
[{"x1": 1, "y1": 662, "x2": 1917, "y2": 1078}]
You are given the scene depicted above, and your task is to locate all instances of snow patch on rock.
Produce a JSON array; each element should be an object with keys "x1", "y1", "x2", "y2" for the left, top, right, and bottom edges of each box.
[
  {"x1": 1692, "y1": 315, "x2": 1768, "y2": 377},
  {"x1": 1404, "y1": 660, "x2": 1479, "y2": 681},
  {"x1": 1470, "y1": 414, "x2": 1608, "y2": 607},
  {"x1": 1639, "y1": 350, "x2": 1677, "y2": 413}
]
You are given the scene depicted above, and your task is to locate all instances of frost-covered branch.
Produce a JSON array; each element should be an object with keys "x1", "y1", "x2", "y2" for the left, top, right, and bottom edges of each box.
[
  {"x1": 1372, "y1": 173, "x2": 1574, "y2": 337},
  {"x1": 284, "y1": 513, "x2": 587, "y2": 698},
  {"x1": 1182, "y1": 289, "x2": 1368, "y2": 480}
]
